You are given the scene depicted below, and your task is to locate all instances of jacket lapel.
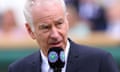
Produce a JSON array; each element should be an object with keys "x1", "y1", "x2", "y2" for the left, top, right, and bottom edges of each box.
[
  {"x1": 66, "y1": 40, "x2": 81, "y2": 72},
  {"x1": 29, "y1": 51, "x2": 42, "y2": 72}
]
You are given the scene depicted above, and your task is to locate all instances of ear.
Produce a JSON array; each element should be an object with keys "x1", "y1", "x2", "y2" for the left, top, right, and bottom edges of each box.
[
  {"x1": 66, "y1": 12, "x2": 70, "y2": 24},
  {"x1": 25, "y1": 23, "x2": 36, "y2": 39},
  {"x1": 66, "y1": 12, "x2": 70, "y2": 29},
  {"x1": 66, "y1": 12, "x2": 69, "y2": 18}
]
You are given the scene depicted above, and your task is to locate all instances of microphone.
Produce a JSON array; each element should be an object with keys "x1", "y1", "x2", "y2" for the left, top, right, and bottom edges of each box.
[{"x1": 48, "y1": 47, "x2": 65, "y2": 72}]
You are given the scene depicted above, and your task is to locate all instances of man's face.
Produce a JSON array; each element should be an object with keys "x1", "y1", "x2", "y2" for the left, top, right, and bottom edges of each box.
[{"x1": 26, "y1": 3, "x2": 69, "y2": 56}]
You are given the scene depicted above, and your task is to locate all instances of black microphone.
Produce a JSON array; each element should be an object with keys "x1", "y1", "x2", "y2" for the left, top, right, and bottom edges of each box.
[{"x1": 48, "y1": 47, "x2": 65, "y2": 72}]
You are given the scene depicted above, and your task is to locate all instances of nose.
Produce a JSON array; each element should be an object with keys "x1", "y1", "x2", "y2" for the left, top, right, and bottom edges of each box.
[{"x1": 50, "y1": 27, "x2": 60, "y2": 39}]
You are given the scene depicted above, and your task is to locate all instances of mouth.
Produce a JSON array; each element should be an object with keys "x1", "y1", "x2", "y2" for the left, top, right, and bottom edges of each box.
[{"x1": 49, "y1": 41, "x2": 62, "y2": 47}]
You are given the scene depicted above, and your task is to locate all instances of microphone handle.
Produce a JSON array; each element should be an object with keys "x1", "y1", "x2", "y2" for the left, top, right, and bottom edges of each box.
[{"x1": 54, "y1": 68, "x2": 61, "y2": 72}]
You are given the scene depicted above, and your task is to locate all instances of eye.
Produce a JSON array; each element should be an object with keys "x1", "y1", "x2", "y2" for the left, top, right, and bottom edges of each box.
[
  {"x1": 39, "y1": 24, "x2": 51, "y2": 32},
  {"x1": 41, "y1": 25, "x2": 50, "y2": 29},
  {"x1": 57, "y1": 21, "x2": 63, "y2": 25},
  {"x1": 55, "y1": 19, "x2": 64, "y2": 27}
]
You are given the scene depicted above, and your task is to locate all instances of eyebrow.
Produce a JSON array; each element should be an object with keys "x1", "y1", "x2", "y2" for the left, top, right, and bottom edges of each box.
[
  {"x1": 38, "y1": 23, "x2": 50, "y2": 26},
  {"x1": 54, "y1": 18, "x2": 64, "y2": 23}
]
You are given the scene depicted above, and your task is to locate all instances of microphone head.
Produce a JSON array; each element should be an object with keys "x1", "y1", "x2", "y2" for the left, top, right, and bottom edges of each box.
[{"x1": 48, "y1": 47, "x2": 65, "y2": 69}]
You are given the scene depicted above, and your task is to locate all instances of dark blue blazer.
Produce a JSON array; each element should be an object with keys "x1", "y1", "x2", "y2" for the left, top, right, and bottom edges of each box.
[{"x1": 8, "y1": 40, "x2": 119, "y2": 72}]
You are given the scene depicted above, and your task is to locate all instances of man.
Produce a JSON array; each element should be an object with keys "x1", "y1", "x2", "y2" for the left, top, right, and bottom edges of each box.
[{"x1": 8, "y1": 0, "x2": 119, "y2": 72}]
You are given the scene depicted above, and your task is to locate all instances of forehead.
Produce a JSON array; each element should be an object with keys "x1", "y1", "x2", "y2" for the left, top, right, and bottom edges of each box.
[{"x1": 31, "y1": 1, "x2": 65, "y2": 24}]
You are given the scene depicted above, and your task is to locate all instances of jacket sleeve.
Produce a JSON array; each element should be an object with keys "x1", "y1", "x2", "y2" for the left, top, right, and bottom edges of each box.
[
  {"x1": 8, "y1": 65, "x2": 13, "y2": 72},
  {"x1": 100, "y1": 52, "x2": 119, "y2": 72}
]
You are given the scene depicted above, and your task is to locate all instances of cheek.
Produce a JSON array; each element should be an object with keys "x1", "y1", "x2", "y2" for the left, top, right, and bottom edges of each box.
[{"x1": 36, "y1": 32, "x2": 49, "y2": 45}]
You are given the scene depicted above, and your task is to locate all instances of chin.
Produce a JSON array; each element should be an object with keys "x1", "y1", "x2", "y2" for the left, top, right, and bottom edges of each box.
[{"x1": 49, "y1": 45, "x2": 64, "y2": 49}]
